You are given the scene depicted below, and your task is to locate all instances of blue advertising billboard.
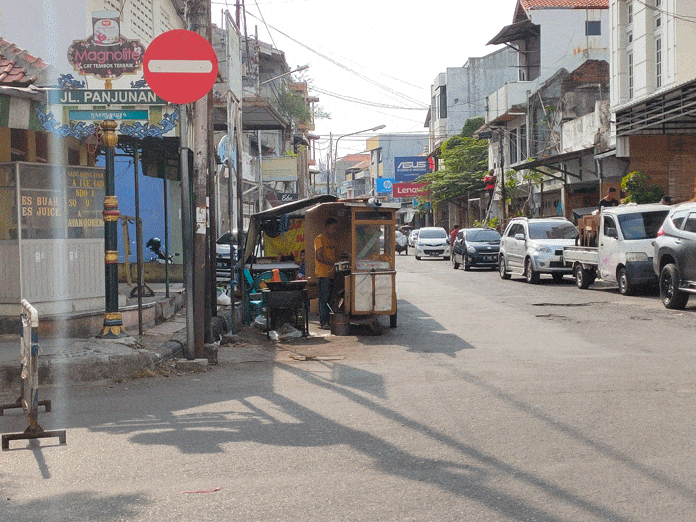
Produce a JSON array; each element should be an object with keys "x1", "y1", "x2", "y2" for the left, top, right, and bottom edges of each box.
[
  {"x1": 395, "y1": 156, "x2": 431, "y2": 182},
  {"x1": 375, "y1": 177, "x2": 394, "y2": 195}
]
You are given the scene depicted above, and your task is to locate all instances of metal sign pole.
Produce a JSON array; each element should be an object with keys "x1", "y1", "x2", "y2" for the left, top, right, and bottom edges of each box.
[{"x1": 180, "y1": 105, "x2": 195, "y2": 359}]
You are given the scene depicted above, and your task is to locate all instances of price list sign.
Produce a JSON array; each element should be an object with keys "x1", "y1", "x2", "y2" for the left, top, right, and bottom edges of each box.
[{"x1": 67, "y1": 168, "x2": 105, "y2": 233}]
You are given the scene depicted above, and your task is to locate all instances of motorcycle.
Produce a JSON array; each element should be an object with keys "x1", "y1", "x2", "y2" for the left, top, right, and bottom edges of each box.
[
  {"x1": 145, "y1": 237, "x2": 180, "y2": 264},
  {"x1": 395, "y1": 231, "x2": 409, "y2": 255}
]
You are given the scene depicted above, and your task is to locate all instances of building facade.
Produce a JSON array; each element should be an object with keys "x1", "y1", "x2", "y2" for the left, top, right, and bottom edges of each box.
[{"x1": 611, "y1": 0, "x2": 696, "y2": 203}]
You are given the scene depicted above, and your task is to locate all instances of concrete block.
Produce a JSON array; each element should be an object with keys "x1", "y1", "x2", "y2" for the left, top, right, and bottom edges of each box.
[
  {"x1": 176, "y1": 358, "x2": 208, "y2": 372},
  {"x1": 204, "y1": 344, "x2": 218, "y2": 365}
]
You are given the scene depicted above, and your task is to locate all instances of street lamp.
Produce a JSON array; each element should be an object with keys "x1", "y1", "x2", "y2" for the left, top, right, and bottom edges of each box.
[
  {"x1": 331, "y1": 124, "x2": 386, "y2": 196},
  {"x1": 260, "y1": 64, "x2": 309, "y2": 85}
]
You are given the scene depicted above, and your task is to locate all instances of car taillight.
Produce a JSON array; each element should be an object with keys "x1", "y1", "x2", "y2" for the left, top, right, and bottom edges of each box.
[{"x1": 657, "y1": 225, "x2": 664, "y2": 236}]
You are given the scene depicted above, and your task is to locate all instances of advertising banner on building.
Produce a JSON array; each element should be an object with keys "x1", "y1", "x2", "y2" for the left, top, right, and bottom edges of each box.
[
  {"x1": 67, "y1": 11, "x2": 145, "y2": 80},
  {"x1": 375, "y1": 177, "x2": 394, "y2": 195},
  {"x1": 262, "y1": 156, "x2": 298, "y2": 182},
  {"x1": 394, "y1": 156, "x2": 431, "y2": 182},
  {"x1": 393, "y1": 182, "x2": 427, "y2": 199}
]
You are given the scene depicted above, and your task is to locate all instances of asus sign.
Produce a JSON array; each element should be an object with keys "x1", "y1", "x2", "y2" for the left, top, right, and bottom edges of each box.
[{"x1": 394, "y1": 156, "x2": 431, "y2": 182}]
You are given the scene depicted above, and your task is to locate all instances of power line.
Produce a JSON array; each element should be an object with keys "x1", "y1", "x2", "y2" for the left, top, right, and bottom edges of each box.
[
  {"x1": 312, "y1": 87, "x2": 426, "y2": 111},
  {"x1": 243, "y1": 11, "x2": 429, "y2": 109},
  {"x1": 251, "y1": 0, "x2": 278, "y2": 49}
]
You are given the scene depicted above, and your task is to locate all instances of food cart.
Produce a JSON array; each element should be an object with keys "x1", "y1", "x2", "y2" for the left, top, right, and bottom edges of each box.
[
  {"x1": 305, "y1": 198, "x2": 399, "y2": 330},
  {"x1": 239, "y1": 195, "x2": 337, "y2": 325}
]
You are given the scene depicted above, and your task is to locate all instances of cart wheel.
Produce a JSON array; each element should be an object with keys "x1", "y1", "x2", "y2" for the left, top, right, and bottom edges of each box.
[{"x1": 390, "y1": 313, "x2": 397, "y2": 328}]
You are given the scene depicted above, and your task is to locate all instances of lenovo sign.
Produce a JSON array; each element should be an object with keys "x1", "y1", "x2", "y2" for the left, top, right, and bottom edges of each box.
[
  {"x1": 394, "y1": 156, "x2": 431, "y2": 182},
  {"x1": 393, "y1": 182, "x2": 426, "y2": 198}
]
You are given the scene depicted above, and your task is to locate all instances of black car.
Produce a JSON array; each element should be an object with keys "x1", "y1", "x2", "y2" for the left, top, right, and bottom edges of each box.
[
  {"x1": 451, "y1": 228, "x2": 501, "y2": 271},
  {"x1": 216, "y1": 230, "x2": 242, "y2": 284},
  {"x1": 653, "y1": 202, "x2": 696, "y2": 309}
]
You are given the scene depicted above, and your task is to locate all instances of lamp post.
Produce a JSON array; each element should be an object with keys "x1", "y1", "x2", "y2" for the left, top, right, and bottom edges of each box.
[
  {"x1": 99, "y1": 119, "x2": 126, "y2": 338},
  {"x1": 260, "y1": 64, "x2": 309, "y2": 85},
  {"x1": 330, "y1": 124, "x2": 386, "y2": 196}
]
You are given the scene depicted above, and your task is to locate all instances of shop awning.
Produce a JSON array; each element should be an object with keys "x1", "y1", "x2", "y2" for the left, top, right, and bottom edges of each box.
[
  {"x1": 511, "y1": 148, "x2": 595, "y2": 181},
  {"x1": 242, "y1": 96, "x2": 290, "y2": 131},
  {"x1": 487, "y1": 20, "x2": 540, "y2": 46},
  {"x1": 615, "y1": 77, "x2": 696, "y2": 136}
]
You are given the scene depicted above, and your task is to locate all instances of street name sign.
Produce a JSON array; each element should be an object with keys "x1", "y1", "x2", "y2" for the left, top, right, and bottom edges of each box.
[
  {"x1": 47, "y1": 89, "x2": 167, "y2": 105},
  {"x1": 143, "y1": 29, "x2": 219, "y2": 104}
]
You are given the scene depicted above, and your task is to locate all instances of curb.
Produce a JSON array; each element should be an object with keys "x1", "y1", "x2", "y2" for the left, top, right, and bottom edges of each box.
[{"x1": 0, "y1": 332, "x2": 186, "y2": 389}]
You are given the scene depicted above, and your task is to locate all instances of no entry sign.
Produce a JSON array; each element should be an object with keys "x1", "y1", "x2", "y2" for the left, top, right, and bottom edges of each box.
[{"x1": 143, "y1": 29, "x2": 218, "y2": 104}]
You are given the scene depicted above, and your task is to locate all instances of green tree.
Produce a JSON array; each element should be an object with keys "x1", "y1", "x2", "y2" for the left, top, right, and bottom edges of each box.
[
  {"x1": 621, "y1": 171, "x2": 664, "y2": 204},
  {"x1": 416, "y1": 117, "x2": 488, "y2": 209}
]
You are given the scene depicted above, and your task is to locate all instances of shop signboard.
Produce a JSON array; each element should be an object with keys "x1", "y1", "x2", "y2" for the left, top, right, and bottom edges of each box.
[
  {"x1": 376, "y1": 177, "x2": 394, "y2": 195},
  {"x1": 393, "y1": 182, "x2": 427, "y2": 199},
  {"x1": 67, "y1": 11, "x2": 145, "y2": 80},
  {"x1": 262, "y1": 156, "x2": 297, "y2": 182},
  {"x1": 394, "y1": 156, "x2": 431, "y2": 182}
]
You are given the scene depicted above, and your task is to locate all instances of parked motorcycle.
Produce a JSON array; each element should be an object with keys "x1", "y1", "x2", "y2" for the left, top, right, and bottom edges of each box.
[{"x1": 145, "y1": 237, "x2": 180, "y2": 264}]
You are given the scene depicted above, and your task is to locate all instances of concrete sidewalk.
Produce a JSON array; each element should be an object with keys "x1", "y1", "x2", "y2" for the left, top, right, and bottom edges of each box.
[{"x1": 0, "y1": 309, "x2": 188, "y2": 388}]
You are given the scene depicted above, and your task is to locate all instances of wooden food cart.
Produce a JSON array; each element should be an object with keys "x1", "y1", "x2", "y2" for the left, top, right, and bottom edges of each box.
[{"x1": 305, "y1": 199, "x2": 399, "y2": 330}]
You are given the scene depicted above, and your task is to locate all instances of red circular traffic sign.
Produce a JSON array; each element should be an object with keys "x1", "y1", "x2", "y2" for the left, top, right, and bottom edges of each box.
[{"x1": 143, "y1": 29, "x2": 218, "y2": 104}]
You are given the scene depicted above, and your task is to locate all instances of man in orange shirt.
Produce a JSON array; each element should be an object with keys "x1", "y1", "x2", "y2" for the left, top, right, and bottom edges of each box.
[{"x1": 314, "y1": 218, "x2": 338, "y2": 329}]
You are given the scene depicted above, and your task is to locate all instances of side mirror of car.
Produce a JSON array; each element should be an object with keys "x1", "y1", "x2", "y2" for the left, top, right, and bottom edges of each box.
[
  {"x1": 605, "y1": 227, "x2": 618, "y2": 239},
  {"x1": 514, "y1": 233, "x2": 525, "y2": 241},
  {"x1": 446, "y1": 238, "x2": 451, "y2": 244}
]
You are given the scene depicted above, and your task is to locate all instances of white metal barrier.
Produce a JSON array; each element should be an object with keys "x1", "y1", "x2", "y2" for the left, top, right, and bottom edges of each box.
[{"x1": 1, "y1": 300, "x2": 66, "y2": 450}]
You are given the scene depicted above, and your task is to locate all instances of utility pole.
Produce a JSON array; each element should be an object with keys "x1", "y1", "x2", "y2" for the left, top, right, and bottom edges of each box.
[
  {"x1": 498, "y1": 129, "x2": 507, "y2": 222},
  {"x1": 187, "y1": 0, "x2": 212, "y2": 358},
  {"x1": 327, "y1": 132, "x2": 332, "y2": 194}
]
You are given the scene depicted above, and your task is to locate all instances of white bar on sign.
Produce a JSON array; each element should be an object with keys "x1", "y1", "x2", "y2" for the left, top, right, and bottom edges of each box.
[{"x1": 147, "y1": 59, "x2": 213, "y2": 73}]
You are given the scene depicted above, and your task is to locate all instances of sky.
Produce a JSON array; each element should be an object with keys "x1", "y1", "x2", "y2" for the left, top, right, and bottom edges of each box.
[
  {"x1": 0, "y1": 0, "x2": 520, "y2": 161},
  {"x1": 228, "y1": 0, "x2": 519, "y2": 161}
]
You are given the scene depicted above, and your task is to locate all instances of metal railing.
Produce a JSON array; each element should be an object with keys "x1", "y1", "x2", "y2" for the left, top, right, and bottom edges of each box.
[{"x1": 1, "y1": 300, "x2": 66, "y2": 450}]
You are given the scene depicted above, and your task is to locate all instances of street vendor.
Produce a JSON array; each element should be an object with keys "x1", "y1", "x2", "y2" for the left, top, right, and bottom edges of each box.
[{"x1": 314, "y1": 218, "x2": 339, "y2": 329}]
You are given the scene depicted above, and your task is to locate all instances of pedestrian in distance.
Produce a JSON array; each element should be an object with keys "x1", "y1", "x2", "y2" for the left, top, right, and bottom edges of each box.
[
  {"x1": 449, "y1": 224, "x2": 460, "y2": 246},
  {"x1": 599, "y1": 187, "x2": 620, "y2": 209},
  {"x1": 484, "y1": 170, "x2": 497, "y2": 211},
  {"x1": 314, "y1": 218, "x2": 338, "y2": 330}
]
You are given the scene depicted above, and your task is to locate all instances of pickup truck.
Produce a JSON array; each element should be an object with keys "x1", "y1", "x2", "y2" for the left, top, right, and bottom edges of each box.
[{"x1": 563, "y1": 204, "x2": 670, "y2": 295}]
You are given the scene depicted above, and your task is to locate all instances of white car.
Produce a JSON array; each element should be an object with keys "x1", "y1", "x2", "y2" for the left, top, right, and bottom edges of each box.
[
  {"x1": 415, "y1": 227, "x2": 450, "y2": 260},
  {"x1": 408, "y1": 229, "x2": 420, "y2": 248}
]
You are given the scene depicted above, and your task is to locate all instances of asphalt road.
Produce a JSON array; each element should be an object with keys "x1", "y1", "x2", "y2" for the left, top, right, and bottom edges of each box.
[{"x1": 2, "y1": 253, "x2": 696, "y2": 521}]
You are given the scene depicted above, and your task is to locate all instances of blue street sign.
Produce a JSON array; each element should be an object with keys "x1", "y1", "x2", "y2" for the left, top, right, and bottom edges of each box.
[{"x1": 69, "y1": 109, "x2": 149, "y2": 121}]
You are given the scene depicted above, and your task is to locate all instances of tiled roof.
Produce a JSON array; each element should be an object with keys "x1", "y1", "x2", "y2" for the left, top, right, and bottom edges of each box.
[
  {"x1": 520, "y1": 0, "x2": 608, "y2": 8},
  {"x1": 0, "y1": 56, "x2": 37, "y2": 86},
  {"x1": 0, "y1": 37, "x2": 53, "y2": 87}
]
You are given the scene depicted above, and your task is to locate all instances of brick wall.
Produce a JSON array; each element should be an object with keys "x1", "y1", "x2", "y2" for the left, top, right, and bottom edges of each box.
[{"x1": 628, "y1": 136, "x2": 696, "y2": 203}]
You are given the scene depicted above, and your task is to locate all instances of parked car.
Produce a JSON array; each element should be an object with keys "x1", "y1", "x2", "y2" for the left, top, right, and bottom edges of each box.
[
  {"x1": 653, "y1": 202, "x2": 696, "y2": 309},
  {"x1": 451, "y1": 228, "x2": 501, "y2": 271},
  {"x1": 216, "y1": 230, "x2": 242, "y2": 283},
  {"x1": 499, "y1": 217, "x2": 578, "y2": 283},
  {"x1": 564, "y1": 204, "x2": 669, "y2": 294},
  {"x1": 415, "y1": 227, "x2": 450, "y2": 260},
  {"x1": 408, "y1": 229, "x2": 420, "y2": 248}
]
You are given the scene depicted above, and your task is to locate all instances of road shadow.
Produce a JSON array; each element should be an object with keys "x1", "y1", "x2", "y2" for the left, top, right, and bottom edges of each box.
[
  {"x1": 1, "y1": 491, "x2": 147, "y2": 522},
  {"x1": 6, "y1": 298, "x2": 695, "y2": 520},
  {"x1": 359, "y1": 299, "x2": 475, "y2": 357}
]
